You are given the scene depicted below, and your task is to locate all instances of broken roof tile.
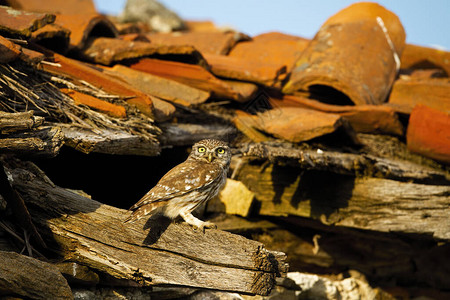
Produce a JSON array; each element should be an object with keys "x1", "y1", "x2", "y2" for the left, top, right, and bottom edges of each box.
[
  {"x1": 238, "y1": 106, "x2": 351, "y2": 143},
  {"x1": 104, "y1": 64, "x2": 210, "y2": 107},
  {"x1": 60, "y1": 88, "x2": 127, "y2": 118},
  {"x1": 0, "y1": 5, "x2": 55, "y2": 38},
  {"x1": 222, "y1": 80, "x2": 259, "y2": 103},
  {"x1": 127, "y1": 58, "x2": 243, "y2": 101},
  {"x1": 54, "y1": 14, "x2": 118, "y2": 51},
  {"x1": 228, "y1": 32, "x2": 309, "y2": 74},
  {"x1": 283, "y1": 2, "x2": 406, "y2": 105},
  {"x1": 204, "y1": 53, "x2": 286, "y2": 87},
  {"x1": 146, "y1": 31, "x2": 250, "y2": 55},
  {"x1": 0, "y1": 35, "x2": 21, "y2": 63},
  {"x1": 387, "y1": 76, "x2": 450, "y2": 114},
  {"x1": 4, "y1": 0, "x2": 96, "y2": 15},
  {"x1": 401, "y1": 44, "x2": 450, "y2": 76},
  {"x1": 119, "y1": 33, "x2": 150, "y2": 42},
  {"x1": 30, "y1": 23, "x2": 70, "y2": 53},
  {"x1": 39, "y1": 51, "x2": 154, "y2": 117},
  {"x1": 407, "y1": 104, "x2": 450, "y2": 164},
  {"x1": 19, "y1": 47, "x2": 45, "y2": 64},
  {"x1": 78, "y1": 37, "x2": 205, "y2": 66},
  {"x1": 184, "y1": 20, "x2": 219, "y2": 32},
  {"x1": 270, "y1": 95, "x2": 403, "y2": 136},
  {"x1": 151, "y1": 97, "x2": 176, "y2": 122}
]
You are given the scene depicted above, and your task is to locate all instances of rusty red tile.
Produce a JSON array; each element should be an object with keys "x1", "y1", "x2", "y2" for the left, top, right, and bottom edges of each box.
[
  {"x1": 54, "y1": 14, "x2": 118, "y2": 50},
  {"x1": 407, "y1": 105, "x2": 450, "y2": 164},
  {"x1": 283, "y1": 2, "x2": 406, "y2": 105},
  {"x1": 388, "y1": 77, "x2": 450, "y2": 114},
  {"x1": 204, "y1": 53, "x2": 286, "y2": 87},
  {"x1": 105, "y1": 64, "x2": 210, "y2": 107},
  {"x1": 19, "y1": 47, "x2": 45, "y2": 64},
  {"x1": 30, "y1": 23, "x2": 70, "y2": 53},
  {"x1": 60, "y1": 88, "x2": 127, "y2": 118},
  {"x1": 0, "y1": 6, "x2": 55, "y2": 38},
  {"x1": 236, "y1": 106, "x2": 347, "y2": 143},
  {"x1": 0, "y1": 35, "x2": 21, "y2": 63},
  {"x1": 270, "y1": 95, "x2": 403, "y2": 136},
  {"x1": 146, "y1": 31, "x2": 250, "y2": 55},
  {"x1": 401, "y1": 44, "x2": 450, "y2": 76},
  {"x1": 78, "y1": 37, "x2": 205, "y2": 66},
  {"x1": 228, "y1": 32, "x2": 309, "y2": 74},
  {"x1": 127, "y1": 58, "x2": 244, "y2": 101},
  {"x1": 39, "y1": 51, "x2": 154, "y2": 117},
  {"x1": 5, "y1": 0, "x2": 96, "y2": 15},
  {"x1": 119, "y1": 33, "x2": 150, "y2": 42}
]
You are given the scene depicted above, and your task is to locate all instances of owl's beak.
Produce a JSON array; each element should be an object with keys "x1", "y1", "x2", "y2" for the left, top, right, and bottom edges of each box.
[{"x1": 207, "y1": 153, "x2": 213, "y2": 162}]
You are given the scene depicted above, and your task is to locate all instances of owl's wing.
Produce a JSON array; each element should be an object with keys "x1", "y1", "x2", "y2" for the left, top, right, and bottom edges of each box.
[{"x1": 129, "y1": 161, "x2": 222, "y2": 211}]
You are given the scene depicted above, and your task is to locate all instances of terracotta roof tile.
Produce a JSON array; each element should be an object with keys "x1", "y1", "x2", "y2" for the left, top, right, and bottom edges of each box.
[
  {"x1": 0, "y1": 5, "x2": 55, "y2": 38},
  {"x1": 388, "y1": 76, "x2": 450, "y2": 114},
  {"x1": 78, "y1": 37, "x2": 205, "y2": 66},
  {"x1": 228, "y1": 33, "x2": 309, "y2": 74},
  {"x1": 54, "y1": 14, "x2": 118, "y2": 51},
  {"x1": 283, "y1": 2, "x2": 406, "y2": 105},
  {"x1": 30, "y1": 23, "x2": 70, "y2": 53},
  {"x1": 222, "y1": 80, "x2": 258, "y2": 103},
  {"x1": 235, "y1": 106, "x2": 352, "y2": 143},
  {"x1": 60, "y1": 88, "x2": 127, "y2": 118},
  {"x1": 407, "y1": 105, "x2": 450, "y2": 164},
  {"x1": 270, "y1": 95, "x2": 403, "y2": 136},
  {"x1": 4, "y1": 0, "x2": 96, "y2": 15},
  {"x1": 127, "y1": 58, "x2": 244, "y2": 101},
  {"x1": 401, "y1": 44, "x2": 450, "y2": 76},
  {"x1": 105, "y1": 64, "x2": 210, "y2": 107},
  {"x1": 119, "y1": 33, "x2": 150, "y2": 42},
  {"x1": 146, "y1": 31, "x2": 250, "y2": 55},
  {"x1": 39, "y1": 51, "x2": 154, "y2": 117},
  {"x1": 0, "y1": 34, "x2": 21, "y2": 63},
  {"x1": 204, "y1": 53, "x2": 286, "y2": 87},
  {"x1": 184, "y1": 20, "x2": 219, "y2": 32},
  {"x1": 19, "y1": 47, "x2": 45, "y2": 64}
]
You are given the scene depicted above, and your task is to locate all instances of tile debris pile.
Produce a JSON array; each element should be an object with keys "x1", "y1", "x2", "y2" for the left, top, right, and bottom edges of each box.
[{"x1": 0, "y1": 0, "x2": 449, "y2": 163}]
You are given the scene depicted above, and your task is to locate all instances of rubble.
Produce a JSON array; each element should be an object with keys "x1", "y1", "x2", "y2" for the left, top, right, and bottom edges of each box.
[{"x1": 0, "y1": 0, "x2": 449, "y2": 299}]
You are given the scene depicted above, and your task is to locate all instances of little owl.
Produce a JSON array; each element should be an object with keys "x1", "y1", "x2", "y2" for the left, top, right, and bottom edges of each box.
[{"x1": 124, "y1": 139, "x2": 231, "y2": 231}]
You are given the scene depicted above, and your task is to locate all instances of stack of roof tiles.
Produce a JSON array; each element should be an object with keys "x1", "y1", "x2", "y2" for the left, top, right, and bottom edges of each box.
[{"x1": 0, "y1": 0, "x2": 449, "y2": 164}]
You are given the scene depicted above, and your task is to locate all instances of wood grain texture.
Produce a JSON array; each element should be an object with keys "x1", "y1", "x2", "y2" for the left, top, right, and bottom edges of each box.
[{"x1": 7, "y1": 161, "x2": 286, "y2": 295}]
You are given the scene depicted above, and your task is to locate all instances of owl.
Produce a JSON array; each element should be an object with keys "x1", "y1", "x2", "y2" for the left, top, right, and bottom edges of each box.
[{"x1": 124, "y1": 139, "x2": 231, "y2": 231}]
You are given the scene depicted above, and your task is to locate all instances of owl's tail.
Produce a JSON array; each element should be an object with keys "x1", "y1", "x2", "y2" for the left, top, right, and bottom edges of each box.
[{"x1": 123, "y1": 202, "x2": 165, "y2": 223}]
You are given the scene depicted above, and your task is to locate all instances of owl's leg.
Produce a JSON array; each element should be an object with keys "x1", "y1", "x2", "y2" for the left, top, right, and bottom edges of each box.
[{"x1": 180, "y1": 211, "x2": 216, "y2": 232}]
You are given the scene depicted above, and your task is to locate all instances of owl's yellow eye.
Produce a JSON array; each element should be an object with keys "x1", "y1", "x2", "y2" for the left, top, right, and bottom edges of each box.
[
  {"x1": 198, "y1": 147, "x2": 206, "y2": 153},
  {"x1": 216, "y1": 148, "x2": 225, "y2": 154}
]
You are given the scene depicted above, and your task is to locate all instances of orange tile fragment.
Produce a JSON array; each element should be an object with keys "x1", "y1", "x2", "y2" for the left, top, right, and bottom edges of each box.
[
  {"x1": 283, "y1": 2, "x2": 406, "y2": 105},
  {"x1": 184, "y1": 20, "x2": 219, "y2": 32},
  {"x1": 127, "y1": 58, "x2": 242, "y2": 101},
  {"x1": 0, "y1": 35, "x2": 21, "y2": 63},
  {"x1": 54, "y1": 14, "x2": 118, "y2": 50},
  {"x1": 146, "y1": 31, "x2": 250, "y2": 55},
  {"x1": 30, "y1": 23, "x2": 70, "y2": 53},
  {"x1": 388, "y1": 77, "x2": 450, "y2": 114},
  {"x1": 105, "y1": 64, "x2": 210, "y2": 107},
  {"x1": 6, "y1": 0, "x2": 97, "y2": 15},
  {"x1": 203, "y1": 53, "x2": 286, "y2": 87},
  {"x1": 407, "y1": 105, "x2": 450, "y2": 164},
  {"x1": 78, "y1": 37, "x2": 204, "y2": 66},
  {"x1": 0, "y1": 6, "x2": 55, "y2": 38},
  {"x1": 271, "y1": 95, "x2": 403, "y2": 136},
  {"x1": 401, "y1": 44, "x2": 450, "y2": 76},
  {"x1": 229, "y1": 32, "x2": 309, "y2": 73},
  {"x1": 60, "y1": 88, "x2": 126, "y2": 118},
  {"x1": 39, "y1": 52, "x2": 154, "y2": 117}
]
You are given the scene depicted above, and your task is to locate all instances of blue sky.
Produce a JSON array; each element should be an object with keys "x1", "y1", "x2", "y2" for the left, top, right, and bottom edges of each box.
[{"x1": 94, "y1": 0, "x2": 449, "y2": 50}]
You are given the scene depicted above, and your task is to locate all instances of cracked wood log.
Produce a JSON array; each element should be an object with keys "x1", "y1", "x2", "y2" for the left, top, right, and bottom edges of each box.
[
  {"x1": 0, "y1": 251, "x2": 73, "y2": 299},
  {"x1": 0, "y1": 111, "x2": 44, "y2": 134},
  {"x1": 7, "y1": 160, "x2": 287, "y2": 296},
  {"x1": 232, "y1": 160, "x2": 450, "y2": 240}
]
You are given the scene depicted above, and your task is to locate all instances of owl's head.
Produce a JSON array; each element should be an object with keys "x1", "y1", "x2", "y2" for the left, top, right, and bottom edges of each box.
[{"x1": 189, "y1": 139, "x2": 231, "y2": 167}]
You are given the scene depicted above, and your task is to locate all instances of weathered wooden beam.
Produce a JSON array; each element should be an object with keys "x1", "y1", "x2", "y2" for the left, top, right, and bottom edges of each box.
[
  {"x1": 0, "y1": 110, "x2": 44, "y2": 133},
  {"x1": 233, "y1": 161, "x2": 450, "y2": 240},
  {"x1": 7, "y1": 160, "x2": 287, "y2": 296},
  {"x1": 0, "y1": 251, "x2": 73, "y2": 299},
  {"x1": 0, "y1": 126, "x2": 64, "y2": 157}
]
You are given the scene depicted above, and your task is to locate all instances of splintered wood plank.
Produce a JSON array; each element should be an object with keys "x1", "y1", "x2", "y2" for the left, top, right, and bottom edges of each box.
[
  {"x1": 8, "y1": 161, "x2": 286, "y2": 296},
  {"x1": 233, "y1": 161, "x2": 450, "y2": 240}
]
